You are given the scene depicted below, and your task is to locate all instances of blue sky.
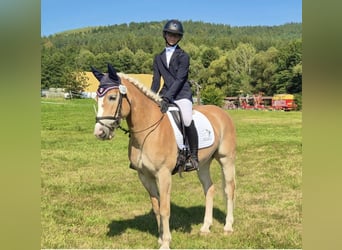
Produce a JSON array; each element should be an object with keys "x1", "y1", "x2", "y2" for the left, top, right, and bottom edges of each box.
[{"x1": 41, "y1": 0, "x2": 302, "y2": 36}]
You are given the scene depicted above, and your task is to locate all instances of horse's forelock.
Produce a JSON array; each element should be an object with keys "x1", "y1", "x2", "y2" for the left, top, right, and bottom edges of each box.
[{"x1": 118, "y1": 73, "x2": 162, "y2": 102}]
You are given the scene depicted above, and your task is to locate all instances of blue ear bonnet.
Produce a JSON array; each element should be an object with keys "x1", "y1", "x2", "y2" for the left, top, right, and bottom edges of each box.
[
  {"x1": 96, "y1": 74, "x2": 121, "y2": 97},
  {"x1": 91, "y1": 64, "x2": 121, "y2": 97}
]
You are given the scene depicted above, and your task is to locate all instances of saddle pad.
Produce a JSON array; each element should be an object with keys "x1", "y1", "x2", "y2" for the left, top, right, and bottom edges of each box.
[{"x1": 166, "y1": 107, "x2": 215, "y2": 150}]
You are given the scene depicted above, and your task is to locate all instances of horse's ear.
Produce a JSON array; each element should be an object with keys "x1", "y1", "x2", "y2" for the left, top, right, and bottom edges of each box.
[
  {"x1": 107, "y1": 63, "x2": 121, "y2": 83},
  {"x1": 91, "y1": 66, "x2": 104, "y2": 81}
]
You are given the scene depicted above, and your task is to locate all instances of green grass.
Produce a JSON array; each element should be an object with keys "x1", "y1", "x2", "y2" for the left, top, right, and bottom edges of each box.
[{"x1": 41, "y1": 98, "x2": 302, "y2": 249}]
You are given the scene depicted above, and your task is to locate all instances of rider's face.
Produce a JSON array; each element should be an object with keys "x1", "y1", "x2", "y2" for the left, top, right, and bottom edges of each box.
[{"x1": 165, "y1": 32, "x2": 181, "y2": 46}]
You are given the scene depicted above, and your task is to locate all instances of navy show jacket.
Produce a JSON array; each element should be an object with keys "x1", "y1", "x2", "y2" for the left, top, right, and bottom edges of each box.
[{"x1": 151, "y1": 45, "x2": 193, "y2": 102}]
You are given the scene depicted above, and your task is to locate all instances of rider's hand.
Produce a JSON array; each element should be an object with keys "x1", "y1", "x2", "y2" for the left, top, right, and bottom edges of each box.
[{"x1": 160, "y1": 97, "x2": 170, "y2": 113}]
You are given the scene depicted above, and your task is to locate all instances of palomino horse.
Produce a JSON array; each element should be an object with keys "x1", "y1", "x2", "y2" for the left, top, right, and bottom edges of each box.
[{"x1": 92, "y1": 64, "x2": 236, "y2": 249}]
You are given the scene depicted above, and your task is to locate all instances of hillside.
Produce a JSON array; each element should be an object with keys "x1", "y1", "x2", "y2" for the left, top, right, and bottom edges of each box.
[
  {"x1": 41, "y1": 21, "x2": 301, "y2": 100},
  {"x1": 42, "y1": 21, "x2": 301, "y2": 53}
]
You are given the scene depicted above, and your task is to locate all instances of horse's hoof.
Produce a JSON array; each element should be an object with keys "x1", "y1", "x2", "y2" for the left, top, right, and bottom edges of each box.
[
  {"x1": 200, "y1": 226, "x2": 211, "y2": 235},
  {"x1": 200, "y1": 223, "x2": 212, "y2": 234},
  {"x1": 223, "y1": 229, "x2": 234, "y2": 235},
  {"x1": 200, "y1": 230, "x2": 210, "y2": 236},
  {"x1": 159, "y1": 243, "x2": 170, "y2": 249}
]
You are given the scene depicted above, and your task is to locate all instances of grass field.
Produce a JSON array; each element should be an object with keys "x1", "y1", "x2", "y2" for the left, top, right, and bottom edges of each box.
[{"x1": 41, "y1": 98, "x2": 302, "y2": 249}]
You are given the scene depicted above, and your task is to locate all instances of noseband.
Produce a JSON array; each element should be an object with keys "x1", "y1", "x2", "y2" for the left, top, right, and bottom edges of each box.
[{"x1": 95, "y1": 85, "x2": 130, "y2": 134}]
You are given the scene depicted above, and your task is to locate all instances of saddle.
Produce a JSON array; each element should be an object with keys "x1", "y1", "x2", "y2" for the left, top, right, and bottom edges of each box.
[{"x1": 166, "y1": 104, "x2": 215, "y2": 175}]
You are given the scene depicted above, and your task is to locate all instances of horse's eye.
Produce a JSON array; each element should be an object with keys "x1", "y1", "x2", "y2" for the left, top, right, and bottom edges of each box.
[{"x1": 108, "y1": 95, "x2": 117, "y2": 101}]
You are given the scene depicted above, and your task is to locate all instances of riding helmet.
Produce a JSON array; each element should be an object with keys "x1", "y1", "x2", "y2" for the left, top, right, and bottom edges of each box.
[{"x1": 163, "y1": 19, "x2": 184, "y2": 37}]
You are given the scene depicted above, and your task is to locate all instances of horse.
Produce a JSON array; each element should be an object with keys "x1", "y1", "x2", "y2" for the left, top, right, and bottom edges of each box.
[{"x1": 91, "y1": 64, "x2": 236, "y2": 249}]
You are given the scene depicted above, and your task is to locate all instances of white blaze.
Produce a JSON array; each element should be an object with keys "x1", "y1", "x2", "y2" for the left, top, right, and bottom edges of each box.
[
  {"x1": 97, "y1": 97, "x2": 104, "y2": 117},
  {"x1": 94, "y1": 97, "x2": 105, "y2": 137}
]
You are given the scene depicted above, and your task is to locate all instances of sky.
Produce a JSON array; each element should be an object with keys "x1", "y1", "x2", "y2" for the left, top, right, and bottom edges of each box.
[{"x1": 41, "y1": 0, "x2": 302, "y2": 36}]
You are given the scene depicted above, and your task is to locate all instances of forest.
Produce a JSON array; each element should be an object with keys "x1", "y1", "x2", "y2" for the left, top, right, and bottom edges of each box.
[{"x1": 41, "y1": 20, "x2": 302, "y2": 107}]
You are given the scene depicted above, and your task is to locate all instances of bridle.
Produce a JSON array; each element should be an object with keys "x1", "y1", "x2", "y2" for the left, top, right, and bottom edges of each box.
[
  {"x1": 95, "y1": 85, "x2": 130, "y2": 134},
  {"x1": 95, "y1": 84, "x2": 165, "y2": 136}
]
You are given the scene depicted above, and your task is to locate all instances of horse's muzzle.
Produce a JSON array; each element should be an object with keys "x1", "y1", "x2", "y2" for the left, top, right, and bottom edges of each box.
[{"x1": 94, "y1": 122, "x2": 114, "y2": 140}]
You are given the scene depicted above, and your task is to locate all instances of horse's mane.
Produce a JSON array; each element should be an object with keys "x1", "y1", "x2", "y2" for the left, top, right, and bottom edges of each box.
[{"x1": 118, "y1": 73, "x2": 162, "y2": 103}]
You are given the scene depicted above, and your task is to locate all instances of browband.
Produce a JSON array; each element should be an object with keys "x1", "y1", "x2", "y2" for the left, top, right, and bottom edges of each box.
[{"x1": 96, "y1": 85, "x2": 119, "y2": 97}]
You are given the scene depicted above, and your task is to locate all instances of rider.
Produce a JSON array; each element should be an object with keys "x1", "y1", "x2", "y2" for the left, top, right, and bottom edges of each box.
[{"x1": 150, "y1": 19, "x2": 199, "y2": 171}]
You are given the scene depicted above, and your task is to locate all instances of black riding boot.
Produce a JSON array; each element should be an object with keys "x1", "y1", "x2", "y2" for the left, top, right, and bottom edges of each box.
[{"x1": 184, "y1": 120, "x2": 199, "y2": 171}]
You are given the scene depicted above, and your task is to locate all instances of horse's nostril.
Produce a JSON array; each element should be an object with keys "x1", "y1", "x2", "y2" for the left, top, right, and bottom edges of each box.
[{"x1": 94, "y1": 125, "x2": 111, "y2": 140}]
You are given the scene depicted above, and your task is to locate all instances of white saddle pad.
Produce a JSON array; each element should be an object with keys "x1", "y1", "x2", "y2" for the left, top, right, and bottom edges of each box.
[{"x1": 166, "y1": 107, "x2": 215, "y2": 150}]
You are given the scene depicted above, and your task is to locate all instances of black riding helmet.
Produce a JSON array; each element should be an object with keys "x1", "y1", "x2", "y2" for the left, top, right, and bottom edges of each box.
[
  {"x1": 163, "y1": 19, "x2": 184, "y2": 36},
  {"x1": 163, "y1": 20, "x2": 184, "y2": 46}
]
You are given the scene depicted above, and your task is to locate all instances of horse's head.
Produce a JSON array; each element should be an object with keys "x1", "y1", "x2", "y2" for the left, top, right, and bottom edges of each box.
[{"x1": 92, "y1": 63, "x2": 129, "y2": 140}]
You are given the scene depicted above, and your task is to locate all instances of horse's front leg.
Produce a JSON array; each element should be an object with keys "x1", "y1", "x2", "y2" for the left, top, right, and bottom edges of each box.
[
  {"x1": 156, "y1": 167, "x2": 172, "y2": 249},
  {"x1": 137, "y1": 172, "x2": 162, "y2": 242}
]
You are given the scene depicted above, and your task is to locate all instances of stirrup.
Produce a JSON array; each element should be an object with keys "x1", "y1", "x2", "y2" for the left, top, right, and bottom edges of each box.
[{"x1": 184, "y1": 157, "x2": 199, "y2": 172}]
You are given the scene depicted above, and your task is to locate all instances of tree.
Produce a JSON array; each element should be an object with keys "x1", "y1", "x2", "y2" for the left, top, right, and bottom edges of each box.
[
  {"x1": 271, "y1": 39, "x2": 302, "y2": 95},
  {"x1": 189, "y1": 59, "x2": 205, "y2": 83},
  {"x1": 116, "y1": 47, "x2": 135, "y2": 73},
  {"x1": 64, "y1": 70, "x2": 89, "y2": 97},
  {"x1": 229, "y1": 43, "x2": 256, "y2": 75},
  {"x1": 75, "y1": 48, "x2": 95, "y2": 71},
  {"x1": 250, "y1": 46, "x2": 279, "y2": 95},
  {"x1": 183, "y1": 42, "x2": 201, "y2": 61},
  {"x1": 93, "y1": 52, "x2": 112, "y2": 71},
  {"x1": 206, "y1": 55, "x2": 232, "y2": 95},
  {"x1": 201, "y1": 84, "x2": 225, "y2": 106},
  {"x1": 41, "y1": 48, "x2": 88, "y2": 95},
  {"x1": 133, "y1": 49, "x2": 152, "y2": 73},
  {"x1": 201, "y1": 47, "x2": 219, "y2": 68},
  {"x1": 226, "y1": 43, "x2": 256, "y2": 95},
  {"x1": 41, "y1": 51, "x2": 66, "y2": 88}
]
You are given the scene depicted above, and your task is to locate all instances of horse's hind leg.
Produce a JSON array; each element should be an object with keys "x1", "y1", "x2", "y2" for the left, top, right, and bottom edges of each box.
[
  {"x1": 219, "y1": 155, "x2": 236, "y2": 233},
  {"x1": 198, "y1": 160, "x2": 215, "y2": 233}
]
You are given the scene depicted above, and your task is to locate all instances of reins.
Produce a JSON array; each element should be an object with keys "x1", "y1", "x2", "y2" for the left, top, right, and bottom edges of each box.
[{"x1": 129, "y1": 113, "x2": 165, "y2": 135}]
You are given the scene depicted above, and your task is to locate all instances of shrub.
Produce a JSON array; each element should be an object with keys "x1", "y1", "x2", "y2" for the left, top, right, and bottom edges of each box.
[
  {"x1": 294, "y1": 93, "x2": 302, "y2": 110},
  {"x1": 200, "y1": 84, "x2": 225, "y2": 107}
]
